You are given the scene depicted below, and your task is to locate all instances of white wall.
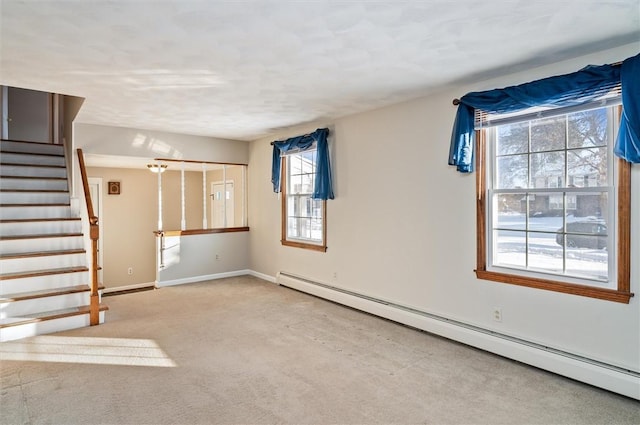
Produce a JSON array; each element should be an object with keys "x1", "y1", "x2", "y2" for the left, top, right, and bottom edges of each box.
[
  {"x1": 248, "y1": 44, "x2": 639, "y2": 373},
  {"x1": 74, "y1": 122, "x2": 248, "y2": 164},
  {"x1": 158, "y1": 232, "x2": 249, "y2": 285}
]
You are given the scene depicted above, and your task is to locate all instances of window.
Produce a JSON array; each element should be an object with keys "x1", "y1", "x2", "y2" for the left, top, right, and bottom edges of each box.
[
  {"x1": 477, "y1": 105, "x2": 632, "y2": 303},
  {"x1": 281, "y1": 148, "x2": 327, "y2": 251}
]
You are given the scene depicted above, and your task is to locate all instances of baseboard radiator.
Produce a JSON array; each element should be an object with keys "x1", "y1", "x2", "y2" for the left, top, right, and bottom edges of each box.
[{"x1": 276, "y1": 272, "x2": 640, "y2": 400}]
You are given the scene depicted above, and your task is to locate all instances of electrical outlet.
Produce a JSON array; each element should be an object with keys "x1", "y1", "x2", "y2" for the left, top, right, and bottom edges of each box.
[
  {"x1": 332, "y1": 272, "x2": 338, "y2": 281},
  {"x1": 493, "y1": 307, "x2": 502, "y2": 322},
  {"x1": 215, "y1": 254, "x2": 221, "y2": 261},
  {"x1": 127, "y1": 267, "x2": 133, "y2": 275}
]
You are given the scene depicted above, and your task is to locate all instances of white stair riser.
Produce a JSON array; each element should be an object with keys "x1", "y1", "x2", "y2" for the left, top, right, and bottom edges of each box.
[
  {"x1": 0, "y1": 292, "x2": 90, "y2": 318},
  {"x1": 0, "y1": 311, "x2": 105, "y2": 342},
  {"x1": 0, "y1": 253, "x2": 86, "y2": 274},
  {"x1": 0, "y1": 236, "x2": 84, "y2": 255},
  {"x1": 0, "y1": 270, "x2": 89, "y2": 295},
  {"x1": 0, "y1": 205, "x2": 73, "y2": 220},
  {"x1": 0, "y1": 219, "x2": 81, "y2": 236},
  {"x1": 0, "y1": 165, "x2": 67, "y2": 179},
  {"x1": 0, "y1": 178, "x2": 68, "y2": 191},
  {"x1": 1, "y1": 153, "x2": 65, "y2": 167},
  {"x1": 0, "y1": 141, "x2": 64, "y2": 156},
  {"x1": 0, "y1": 191, "x2": 70, "y2": 204}
]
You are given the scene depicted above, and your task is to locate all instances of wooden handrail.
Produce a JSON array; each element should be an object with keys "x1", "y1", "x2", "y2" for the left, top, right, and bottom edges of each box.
[{"x1": 77, "y1": 149, "x2": 100, "y2": 325}]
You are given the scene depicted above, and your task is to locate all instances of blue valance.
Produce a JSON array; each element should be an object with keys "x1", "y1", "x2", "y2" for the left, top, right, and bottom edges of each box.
[
  {"x1": 449, "y1": 53, "x2": 640, "y2": 173},
  {"x1": 271, "y1": 128, "x2": 334, "y2": 200}
]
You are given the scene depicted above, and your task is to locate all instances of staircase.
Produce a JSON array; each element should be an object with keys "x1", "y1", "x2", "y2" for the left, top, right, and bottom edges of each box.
[{"x1": 0, "y1": 139, "x2": 106, "y2": 342}]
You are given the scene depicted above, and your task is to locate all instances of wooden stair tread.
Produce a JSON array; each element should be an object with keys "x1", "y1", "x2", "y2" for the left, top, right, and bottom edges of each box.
[
  {"x1": 0, "y1": 149, "x2": 64, "y2": 157},
  {"x1": 0, "y1": 304, "x2": 109, "y2": 328},
  {"x1": 0, "y1": 232, "x2": 82, "y2": 241},
  {"x1": 0, "y1": 189, "x2": 69, "y2": 193},
  {"x1": 1, "y1": 284, "x2": 91, "y2": 302},
  {"x1": 0, "y1": 203, "x2": 70, "y2": 207},
  {"x1": 0, "y1": 162, "x2": 66, "y2": 169},
  {"x1": 0, "y1": 217, "x2": 80, "y2": 224},
  {"x1": 0, "y1": 249, "x2": 86, "y2": 260},
  {"x1": 0, "y1": 175, "x2": 67, "y2": 180},
  {"x1": 0, "y1": 266, "x2": 89, "y2": 280},
  {"x1": 1, "y1": 139, "x2": 64, "y2": 146}
]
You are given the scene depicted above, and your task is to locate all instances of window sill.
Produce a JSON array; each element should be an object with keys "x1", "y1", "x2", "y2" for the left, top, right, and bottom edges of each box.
[
  {"x1": 281, "y1": 239, "x2": 327, "y2": 252},
  {"x1": 475, "y1": 269, "x2": 633, "y2": 303}
]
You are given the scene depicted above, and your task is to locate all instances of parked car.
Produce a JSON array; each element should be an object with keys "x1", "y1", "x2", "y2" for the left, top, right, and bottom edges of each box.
[{"x1": 556, "y1": 221, "x2": 607, "y2": 249}]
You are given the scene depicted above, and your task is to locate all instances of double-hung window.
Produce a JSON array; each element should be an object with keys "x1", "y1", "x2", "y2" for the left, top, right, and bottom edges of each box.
[
  {"x1": 281, "y1": 147, "x2": 327, "y2": 251},
  {"x1": 272, "y1": 128, "x2": 332, "y2": 252},
  {"x1": 477, "y1": 103, "x2": 631, "y2": 302}
]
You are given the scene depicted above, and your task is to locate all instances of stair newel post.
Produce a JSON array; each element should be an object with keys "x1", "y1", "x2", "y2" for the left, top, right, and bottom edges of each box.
[{"x1": 89, "y1": 216, "x2": 100, "y2": 325}]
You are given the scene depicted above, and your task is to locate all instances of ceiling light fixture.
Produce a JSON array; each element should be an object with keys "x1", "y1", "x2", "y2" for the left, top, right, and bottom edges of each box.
[{"x1": 147, "y1": 164, "x2": 168, "y2": 173}]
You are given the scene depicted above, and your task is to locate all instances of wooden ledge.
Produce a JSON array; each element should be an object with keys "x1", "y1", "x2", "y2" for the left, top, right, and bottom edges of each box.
[{"x1": 154, "y1": 227, "x2": 250, "y2": 237}]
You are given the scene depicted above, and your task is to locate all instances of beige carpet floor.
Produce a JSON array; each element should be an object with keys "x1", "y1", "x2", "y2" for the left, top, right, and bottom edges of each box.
[{"x1": 1, "y1": 276, "x2": 639, "y2": 425}]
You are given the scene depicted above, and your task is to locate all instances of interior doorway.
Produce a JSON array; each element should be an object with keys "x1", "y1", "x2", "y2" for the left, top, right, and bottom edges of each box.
[
  {"x1": 211, "y1": 181, "x2": 234, "y2": 228},
  {"x1": 1, "y1": 86, "x2": 54, "y2": 143}
]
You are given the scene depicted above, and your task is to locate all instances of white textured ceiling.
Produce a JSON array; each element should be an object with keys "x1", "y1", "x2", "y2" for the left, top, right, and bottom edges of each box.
[{"x1": 1, "y1": 1, "x2": 639, "y2": 142}]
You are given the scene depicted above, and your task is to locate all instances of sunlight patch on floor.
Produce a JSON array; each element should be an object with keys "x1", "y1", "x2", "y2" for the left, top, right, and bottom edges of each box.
[{"x1": 0, "y1": 335, "x2": 176, "y2": 367}]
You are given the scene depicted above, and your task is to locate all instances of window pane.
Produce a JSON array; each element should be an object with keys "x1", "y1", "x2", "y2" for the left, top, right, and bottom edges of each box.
[
  {"x1": 301, "y1": 173, "x2": 313, "y2": 194},
  {"x1": 493, "y1": 230, "x2": 526, "y2": 268},
  {"x1": 312, "y1": 199, "x2": 323, "y2": 219},
  {"x1": 300, "y1": 150, "x2": 317, "y2": 172},
  {"x1": 495, "y1": 194, "x2": 526, "y2": 230},
  {"x1": 568, "y1": 108, "x2": 608, "y2": 148},
  {"x1": 531, "y1": 115, "x2": 566, "y2": 152},
  {"x1": 569, "y1": 192, "x2": 608, "y2": 222},
  {"x1": 299, "y1": 218, "x2": 312, "y2": 239},
  {"x1": 496, "y1": 122, "x2": 529, "y2": 155},
  {"x1": 531, "y1": 151, "x2": 564, "y2": 188},
  {"x1": 289, "y1": 155, "x2": 302, "y2": 175},
  {"x1": 567, "y1": 147, "x2": 607, "y2": 187},
  {"x1": 287, "y1": 195, "x2": 296, "y2": 216},
  {"x1": 529, "y1": 192, "x2": 564, "y2": 224},
  {"x1": 566, "y1": 239, "x2": 608, "y2": 281},
  {"x1": 310, "y1": 218, "x2": 323, "y2": 241},
  {"x1": 528, "y1": 193, "x2": 564, "y2": 231},
  {"x1": 287, "y1": 217, "x2": 299, "y2": 239},
  {"x1": 289, "y1": 174, "x2": 302, "y2": 194},
  {"x1": 528, "y1": 231, "x2": 563, "y2": 273},
  {"x1": 496, "y1": 154, "x2": 528, "y2": 189}
]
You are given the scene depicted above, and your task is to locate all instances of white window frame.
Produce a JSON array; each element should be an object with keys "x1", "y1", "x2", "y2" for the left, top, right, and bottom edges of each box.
[
  {"x1": 475, "y1": 102, "x2": 632, "y2": 303},
  {"x1": 280, "y1": 147, "x2": 327, "y2": 252}
]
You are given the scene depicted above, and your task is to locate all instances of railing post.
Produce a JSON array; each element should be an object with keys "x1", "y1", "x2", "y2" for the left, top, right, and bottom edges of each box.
[
  {"x1": 89, "y1": 218, "x2": 100, "y2": 325},
  {"x1": 77, "y1": 148, "x2": 101, "y2": 326}
]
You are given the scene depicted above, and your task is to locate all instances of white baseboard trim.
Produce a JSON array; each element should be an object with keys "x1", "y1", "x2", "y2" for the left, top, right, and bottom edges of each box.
[
  {"x1": 276, "y1": 271, "x2": 640, "y2": 400},
  {"x1": 103, "y1": 282, "x2": 156, "y2": 294},
  {"x1": 247, "y1": 270, "x2": 277, "y2": 283},
  {"x1": 157, "y1": 270, "x2": 251, "y2": 287}
]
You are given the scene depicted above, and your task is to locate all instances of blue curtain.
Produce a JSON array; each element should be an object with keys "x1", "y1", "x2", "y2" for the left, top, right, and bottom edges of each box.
[
  {"x1": 449, "y1": 53, "x2": 640, "y2": 173},
  {"x1": 614, "y1": 55, "x2": 640, "y2": 163},
  {"x1": 271, "y1": 128, "x2": 334, "y2": 200}
]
